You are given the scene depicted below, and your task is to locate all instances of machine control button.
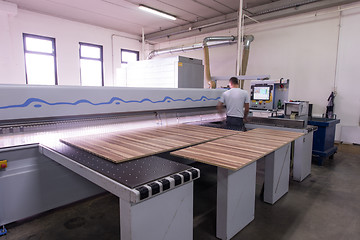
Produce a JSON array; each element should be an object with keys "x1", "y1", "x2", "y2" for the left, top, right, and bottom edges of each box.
[
  {"x1": 148, "y1": 182, "x2": 160, "y2": 195},
  {"x1": 135, "y1": 186, "x2": 149, "y2": 200},
  {"x1": 170, "y1": 175, "x2": 182, "y2": 186},
  {"x1": 0, "y1": 160, "x2": 7, "y2": 169},
  {"x1": 159, "y1": 179, "x2": 170, "y2": 191},
  {"x1": 179, "y1": 172, "x2": 190, "y2": 182}
]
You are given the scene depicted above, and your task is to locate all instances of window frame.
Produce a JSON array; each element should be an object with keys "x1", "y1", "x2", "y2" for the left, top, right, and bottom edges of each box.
[
  {"x1": 23, "y1": 33, "x2": 58, "y2": 85},
  {"x1": 121, "y1": 49, "x2": 139, "y2": 64},
  {"x1": 79, "y1": 42, "x2": 104, "y2": 86}
]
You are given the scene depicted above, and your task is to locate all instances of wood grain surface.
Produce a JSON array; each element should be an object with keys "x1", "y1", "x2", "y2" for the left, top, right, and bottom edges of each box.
[
  {"x1": 171, "y1": 128, "x2": 304, "y2": 171},
  {"x1": 60, "y1": 124, "x2": 238, "y2": 163}
]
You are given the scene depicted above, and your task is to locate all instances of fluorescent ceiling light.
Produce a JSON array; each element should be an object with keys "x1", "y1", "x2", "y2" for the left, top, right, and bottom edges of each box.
[{"x1": 139, "y1": 5, "x2": 176, "y2": 20}]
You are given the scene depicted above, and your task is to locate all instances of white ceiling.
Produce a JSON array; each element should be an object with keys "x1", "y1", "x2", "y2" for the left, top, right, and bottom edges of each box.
[
  {"x1": 5, "y1": 0, "x2": 359, "y2": 42},
  {"x1": 4, "y1": 0, "x2": 246, "y2": 34}
]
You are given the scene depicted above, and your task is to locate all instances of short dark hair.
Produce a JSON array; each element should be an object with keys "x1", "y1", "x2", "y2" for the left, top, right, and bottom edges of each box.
[{"x1": 229, "y1": 77, "x2": 239, "y2": 85}]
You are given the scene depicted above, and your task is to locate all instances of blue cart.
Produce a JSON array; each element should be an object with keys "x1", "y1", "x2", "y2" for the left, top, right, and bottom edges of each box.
[{"x1": 308, "y1": 118, "x2": 340, "y2": 165}]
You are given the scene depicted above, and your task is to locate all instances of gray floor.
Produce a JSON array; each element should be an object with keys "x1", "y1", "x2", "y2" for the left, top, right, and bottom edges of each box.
[{"x1": 2, "y1": 144, "x2": 360, "y2": 240}]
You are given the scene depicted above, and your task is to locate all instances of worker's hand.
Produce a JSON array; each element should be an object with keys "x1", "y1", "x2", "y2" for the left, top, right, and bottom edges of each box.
[
  {"x1": 216, "y1": 102, "x2": 224, "y2": 114},
  {"x1": 243, "y1": 117, "x2": 248, "y2": 123}
]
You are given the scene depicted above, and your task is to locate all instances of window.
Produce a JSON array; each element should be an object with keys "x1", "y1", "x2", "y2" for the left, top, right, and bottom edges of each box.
[
  {"x1": 79, "y1": 42, "x2": 104, "y2": 86},
  {"x1": 23, "y1": 33, "x2": 57, "y2": 85},
  {"x1": 121, "y1": 49, "x2": 139, "y2": 65}
]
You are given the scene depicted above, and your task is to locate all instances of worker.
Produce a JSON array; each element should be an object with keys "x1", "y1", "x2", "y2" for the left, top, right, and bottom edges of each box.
[{"x1": 217, "y1": 77, "x2": 250, "y2": 131}]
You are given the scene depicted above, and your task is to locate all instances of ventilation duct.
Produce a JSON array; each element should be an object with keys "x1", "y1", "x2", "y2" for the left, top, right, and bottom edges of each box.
[
  {"x1": 203, "y1": 36, "x2": 236, "y2": 89},
  {"x1": 240, "y1": 35, "x2": 254, "y2": 89}
]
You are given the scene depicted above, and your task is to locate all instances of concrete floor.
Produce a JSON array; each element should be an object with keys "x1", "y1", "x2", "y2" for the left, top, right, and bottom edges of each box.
[{"x1": 2, "y1": 143, "x2": 360, "y2": 240}]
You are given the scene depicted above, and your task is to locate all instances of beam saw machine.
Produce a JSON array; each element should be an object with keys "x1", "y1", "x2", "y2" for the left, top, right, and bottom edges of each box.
[
  {"x1": 0, "y1": 84, "x2": 312, "y2": 240},
  {"x1": 1, "y1": 85, "x2": 227, "y2": 240}
]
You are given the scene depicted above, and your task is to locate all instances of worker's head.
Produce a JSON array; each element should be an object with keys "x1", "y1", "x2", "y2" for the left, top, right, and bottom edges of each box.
[{"x1": 229, "y1": 77, "x2": 239, "y2": 88}]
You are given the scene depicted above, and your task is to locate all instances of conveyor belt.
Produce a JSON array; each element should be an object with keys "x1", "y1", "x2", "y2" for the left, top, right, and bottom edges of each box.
[{"x1": 45, "y1": 141, "x2": 192, "y2": 189}]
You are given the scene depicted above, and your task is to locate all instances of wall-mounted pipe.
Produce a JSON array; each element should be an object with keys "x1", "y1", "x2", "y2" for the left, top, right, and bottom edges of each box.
[
  {"x1": 240, "y1": 35, "x2": 254, "y2": 89},
  {"x1": 148, "y1": 36, "x2": 236, "y2": 59},
  {"x1": 148, "y1": 43, "x2": 204, "y2": 59}
]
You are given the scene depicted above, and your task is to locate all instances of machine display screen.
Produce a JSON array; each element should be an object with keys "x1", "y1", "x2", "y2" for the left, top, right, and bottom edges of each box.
[{"x1": 253, "y1": 86, "x2": 271, "y2": 101}]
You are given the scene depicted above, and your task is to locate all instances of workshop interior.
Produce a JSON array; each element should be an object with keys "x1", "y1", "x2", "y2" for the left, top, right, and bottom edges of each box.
[{"x1": 0, "y1": 0, "x2": 359, "y2": 240}]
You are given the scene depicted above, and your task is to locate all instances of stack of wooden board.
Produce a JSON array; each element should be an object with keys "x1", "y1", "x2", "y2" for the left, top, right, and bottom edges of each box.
[
  {"x1": 171, "y1": 128, "x2": 304, "y2": 170},
  {"x1": 60, "y1": 124, "x2": 238, "y2": 163}
]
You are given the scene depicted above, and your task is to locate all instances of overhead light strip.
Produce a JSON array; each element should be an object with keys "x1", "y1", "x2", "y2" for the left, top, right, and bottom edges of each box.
[{"x1": 139, "y1": 5, "x2": 176, "y2": 21}]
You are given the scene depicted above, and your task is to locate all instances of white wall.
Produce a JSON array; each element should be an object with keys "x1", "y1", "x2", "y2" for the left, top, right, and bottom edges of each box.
[
  {"x1": 152, "y1": 3, "x2": 360, "y2": 140},
  {"x1": 335, "y1": 7, "x2": 360, "y2": 129},
  {"x1": 0, "y1": 6, "x2": 141, "y2": 86},
  {"x1": 245, "y1": 12, "x2": 339, "y2": 116}
]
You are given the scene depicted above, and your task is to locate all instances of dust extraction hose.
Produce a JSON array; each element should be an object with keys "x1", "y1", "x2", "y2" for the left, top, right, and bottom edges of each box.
[{"x1": 240, "y1": 35, "x2": 254, "y2": 89}]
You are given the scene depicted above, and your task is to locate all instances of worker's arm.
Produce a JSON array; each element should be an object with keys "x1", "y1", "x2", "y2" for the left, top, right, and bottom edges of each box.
[
  {"x1": 244, "y1": 103, "x2": 249, "y2": 122},
  {"x1": 217, "y1": 101, "x2": 224, "y2": 114}
]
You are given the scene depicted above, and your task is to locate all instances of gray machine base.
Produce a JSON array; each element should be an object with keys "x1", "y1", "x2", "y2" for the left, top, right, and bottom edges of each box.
[
  {"x1": 264, "y1": 144, "x2": 291, "y2": 204},
  {"x1": 120, "y1": 182, "x2": 194, "y2": 240},
  {"x1": 0, "y1": 145, "x2": 104, "y2": 226},
  {"x1": 216, "y1": 162, "x2": 257, "y2": 240}
]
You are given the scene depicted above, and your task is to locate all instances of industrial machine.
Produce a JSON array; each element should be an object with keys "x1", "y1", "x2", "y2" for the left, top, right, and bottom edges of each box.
[
  {"x1": 308, "y1": 117, "x2": 340, "y2": 165},
  {"x1": 285, "y1": 101, "x2": 310, "y2": 123},
  {"x1": 250, "y1": 79, "x2": 289, "y2": 111},
  {"x1": 0, "y1": 85, "x2": 224, "y2": 239},
  {"x1": 117, "y1": 56, "x2": 204, "y2": 88},
  {"x1": 0, "y1": 84, "x2": 316, "y2": 239}
]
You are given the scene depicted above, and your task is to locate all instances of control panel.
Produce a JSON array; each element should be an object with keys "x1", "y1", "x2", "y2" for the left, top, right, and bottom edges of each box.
[{"x1": 250, "y1": 81, "x2": 274, "y2": 110}]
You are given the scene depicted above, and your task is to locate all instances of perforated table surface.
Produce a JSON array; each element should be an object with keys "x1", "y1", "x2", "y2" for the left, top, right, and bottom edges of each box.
[{"x1": 45, "y1": 141, "x2": 192, "y2": 189}]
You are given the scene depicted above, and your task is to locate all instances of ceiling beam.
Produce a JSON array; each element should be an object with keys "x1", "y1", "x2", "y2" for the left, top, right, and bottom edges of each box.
[
  {"x1": 244, "y1": 0, "x2": 319, "y2": 15},
  {"x1": 145, "y1": 0, "x2": 359, "y2": 42},
  {"x1": 145, "y1": 11, "x2": 238, "y2": 41}
]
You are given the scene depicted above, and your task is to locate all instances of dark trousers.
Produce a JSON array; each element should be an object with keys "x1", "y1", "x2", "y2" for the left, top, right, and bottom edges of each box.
[{"x1": 226, "y1": 116, "x2": 245, "y2": 131}]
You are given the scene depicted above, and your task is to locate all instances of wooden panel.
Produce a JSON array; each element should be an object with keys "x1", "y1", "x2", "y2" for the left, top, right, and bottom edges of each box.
[
  {"x1": 247, "y1": 128, "x2": 304, "y2": 140},
  {"x1": 171, "y1": 128, "x2": 304, "y2": 171},
  {"x1": 60, "y1": 124, "x2": 238, "y2": 163}
]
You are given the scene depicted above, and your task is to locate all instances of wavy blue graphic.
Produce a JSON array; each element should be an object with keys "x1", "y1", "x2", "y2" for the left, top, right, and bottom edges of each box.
[{"x1": 0, "y1": 96, "x2": 220, "y2": 110}]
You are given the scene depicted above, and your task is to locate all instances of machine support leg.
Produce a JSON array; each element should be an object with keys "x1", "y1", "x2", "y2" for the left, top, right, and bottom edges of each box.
[
  {"x1": 216, "y1": 162, "x2": 256, "y2": 240},
  {"x1": 119, "y1": 182, "x2": 194, "y2": 240},
  {"x1": 293, "y1": 132, "x2": 313, "y2": 182},
  {"x1": 264, "y1": 144, "x2": 291, "y2": 204}
]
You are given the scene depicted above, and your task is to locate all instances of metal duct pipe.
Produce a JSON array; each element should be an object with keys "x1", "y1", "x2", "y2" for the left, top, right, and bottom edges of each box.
[
  {"x1": 240, "y1": 35, "x2": 254, "y2": 89},
  {"x1": 148, "y1": 36, "x2": 236, "y2": 59},
  {"x1": 203, "y1": 36, "x2": 237, "y2": 45},
  {"x1": 148, "y1": 43, "x2": 203, "y2": 59},
  {"x1": 203, "y1": 36, "x2": 236, "y2": 88}
]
